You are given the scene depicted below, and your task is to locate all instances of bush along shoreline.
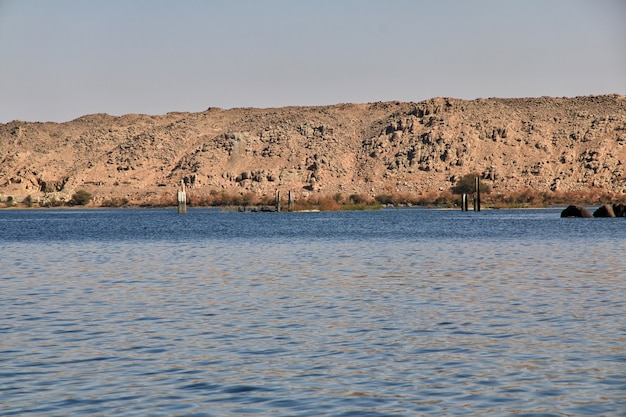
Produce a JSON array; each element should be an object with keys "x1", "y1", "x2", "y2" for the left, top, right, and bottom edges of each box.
[{"x1": 2, "y1": 186, "x2": 626, "y2": 212}]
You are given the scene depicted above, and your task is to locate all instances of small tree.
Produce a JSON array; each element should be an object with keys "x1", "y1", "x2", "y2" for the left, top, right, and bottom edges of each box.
[
  {"x1": 23, "y1": 195, "x2": 34, "y2": 207},
  {"x1": 70, "y1": 189, "x2": 92, "y2": 206},
  {"x1": 452, "y1": 173, "x2": 491, "y2": 195},
  {"x1": 375, "y1": 194, "x2": 394, "y2": 205},
  {"x1": 349, "y1": 193, "x2": 367, "y2": 204}
]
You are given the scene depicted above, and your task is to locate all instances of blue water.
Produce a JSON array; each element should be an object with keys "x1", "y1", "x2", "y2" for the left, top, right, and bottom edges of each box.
[{"x1": 1, "y1": 208, "x2": 625, "y2": 416}]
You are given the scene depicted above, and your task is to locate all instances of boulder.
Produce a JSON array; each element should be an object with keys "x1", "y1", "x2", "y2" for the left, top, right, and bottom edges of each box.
[
  {"x1": 593, "y1": 204, "x2": 616, "y2": 217},
  {"x1": 561, "y1": 205, "x2": 593, "y2": 218}
]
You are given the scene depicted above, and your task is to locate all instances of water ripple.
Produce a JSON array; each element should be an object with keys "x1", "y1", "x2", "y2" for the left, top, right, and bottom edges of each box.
[{"x1": 1, "y1": 209, "x2": 625, "y2": 416}]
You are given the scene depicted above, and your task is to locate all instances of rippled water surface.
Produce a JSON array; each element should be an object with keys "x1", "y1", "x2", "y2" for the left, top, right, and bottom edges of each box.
[{"x1": 1, "y1": 208, "x2": 625, "y2": 416}]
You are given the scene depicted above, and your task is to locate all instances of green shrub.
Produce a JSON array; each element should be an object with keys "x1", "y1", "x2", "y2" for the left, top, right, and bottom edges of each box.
[
  {"x1": 374, "y1": 194, "x2": 394, "y2": 205},
  {"x1": 452, "y1": 173, "x2": 491, "y2": 195},
  {"x1": 70, "y1": 189, "x2": 92, "y2": 206},
  {"x1": 348, "y1": 193, "x2": 368, "y2": 204}
]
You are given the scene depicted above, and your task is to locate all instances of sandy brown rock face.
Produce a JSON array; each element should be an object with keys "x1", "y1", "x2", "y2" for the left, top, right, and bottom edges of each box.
[{"x1": 1, "y1": 95, "x2": 625, "y2": 204}]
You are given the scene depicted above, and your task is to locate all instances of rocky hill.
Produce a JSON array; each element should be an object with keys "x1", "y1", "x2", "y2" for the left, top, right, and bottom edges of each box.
[{"x1": 1, "y1": 95, "x2": 625, "y2": 205}]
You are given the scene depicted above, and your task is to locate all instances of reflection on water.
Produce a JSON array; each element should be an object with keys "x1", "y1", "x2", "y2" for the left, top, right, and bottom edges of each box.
[{"x1": 1, "y1": 209, "x2": 625, "y2": 416}]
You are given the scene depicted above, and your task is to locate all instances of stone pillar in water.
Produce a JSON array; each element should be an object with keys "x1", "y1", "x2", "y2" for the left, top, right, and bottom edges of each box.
[{"x1": 178, "y1": 180, "x2": 187, "y2": 214}]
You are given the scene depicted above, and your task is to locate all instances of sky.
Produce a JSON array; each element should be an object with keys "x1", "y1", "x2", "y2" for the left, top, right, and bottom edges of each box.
[{"x1": 0, "y1": 0, "x2": 624, "y2": 123}]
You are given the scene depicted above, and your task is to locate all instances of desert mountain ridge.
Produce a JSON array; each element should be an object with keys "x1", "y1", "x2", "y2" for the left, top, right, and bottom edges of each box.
[{"x1": 1, "y1": 94, "x2": 625, "y2": 205}]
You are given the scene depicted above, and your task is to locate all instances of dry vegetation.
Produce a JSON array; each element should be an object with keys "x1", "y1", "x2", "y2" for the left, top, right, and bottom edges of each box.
[{"x1": 4, "y1": 187, "x2": 624, "y2": 211}]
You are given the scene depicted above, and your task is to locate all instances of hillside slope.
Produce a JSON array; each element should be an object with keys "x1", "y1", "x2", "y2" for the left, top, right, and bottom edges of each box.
[{"x1": 1, "y1": 95, "x2": 625, "y2": 204}]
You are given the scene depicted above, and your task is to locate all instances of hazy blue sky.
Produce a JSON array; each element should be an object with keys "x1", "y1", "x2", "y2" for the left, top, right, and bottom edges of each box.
[{"x1": 0, "y1": 0, "x2": 624, "y2": 123}]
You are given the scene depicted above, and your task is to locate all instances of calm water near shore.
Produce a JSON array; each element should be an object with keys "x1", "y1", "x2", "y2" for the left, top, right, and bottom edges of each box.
[{"x1": 1, "y1": 208, "x2": 625, "y2": 416}]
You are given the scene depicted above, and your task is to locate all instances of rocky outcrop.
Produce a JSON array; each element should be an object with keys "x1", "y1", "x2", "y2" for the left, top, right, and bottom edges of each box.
[
  {"x1": 1, "y1": 95, "x2": 625, "y2": 203},
  {"x1": 593, "y1": 203, "x2": 626, "y2": 217},
  {"x1": 561, "y1": 205, "x2": 594, "y2": 218},
  {"x1": 561, "y1": 203, "x2": 626, "y2": 218},
  {"x1": 593, "y1": 204, "x2": 616, "y2": 217}
]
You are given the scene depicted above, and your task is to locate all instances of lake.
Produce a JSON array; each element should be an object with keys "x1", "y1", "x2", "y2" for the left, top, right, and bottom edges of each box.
[{"x1": 1, "y1": 208, "x2": 624, "y2": 416}]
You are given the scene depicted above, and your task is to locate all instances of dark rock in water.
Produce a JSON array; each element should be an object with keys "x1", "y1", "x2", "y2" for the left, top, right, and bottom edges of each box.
[
  {"x1": 561, "y1": 205, "x2": 593, "y2": 218},
  {"x1": 613, "y1": 203, "x2": 625, "y2": 217},
  {"x1": 593, "y1": 204, "x2": 616, "y2": 217}
]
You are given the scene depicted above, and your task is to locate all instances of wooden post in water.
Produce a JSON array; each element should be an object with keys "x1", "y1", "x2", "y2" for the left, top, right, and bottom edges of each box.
[
  {"x1": 462, "y1": 193, "x2": 468, "y2": 211},
  {"x1": 177, "y1": 180, "x2": 187, "y2": 214},
  {"x1": 275, "y1": 190, "x2": 281, "y2": 212},
  {"x1": 288, "y1": 190, "x2": 294, "y2": 211},
  {"x1": 474, "y1": 176, "x2": 481, "y2": 212}
]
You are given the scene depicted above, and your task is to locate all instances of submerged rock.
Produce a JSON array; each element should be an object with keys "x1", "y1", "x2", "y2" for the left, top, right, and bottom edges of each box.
[
  {"x1": 612, "y1": 203, "x2": 625, "y2": 217},
  {"x1": 561, "y1": 205, "x2": 593, "y2": 218},
  {"x1": 593, "y1": 204, "x2": 616, "y2": 218}
]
